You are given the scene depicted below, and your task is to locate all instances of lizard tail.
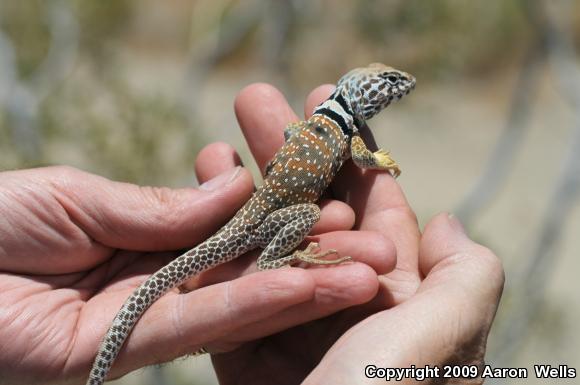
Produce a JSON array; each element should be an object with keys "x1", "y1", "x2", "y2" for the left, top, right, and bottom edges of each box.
[{"x1": 86, "y1": 237, "x2": 228, "y2": 385}]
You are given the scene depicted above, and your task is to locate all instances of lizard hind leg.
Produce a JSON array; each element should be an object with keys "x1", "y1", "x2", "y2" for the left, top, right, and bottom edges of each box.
[{"x1": 253, "y1": 203, "x2": 351, "y2": 270}]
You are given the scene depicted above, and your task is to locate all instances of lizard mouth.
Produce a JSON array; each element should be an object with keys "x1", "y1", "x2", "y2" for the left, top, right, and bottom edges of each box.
[{"x1": 391, "y1": 79, "x2": 415, "y2": 100}]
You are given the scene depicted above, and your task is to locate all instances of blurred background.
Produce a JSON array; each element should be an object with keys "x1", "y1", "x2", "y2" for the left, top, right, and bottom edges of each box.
[{"x1": 1, "y1": 0, "x2": 579, "y2": 384}]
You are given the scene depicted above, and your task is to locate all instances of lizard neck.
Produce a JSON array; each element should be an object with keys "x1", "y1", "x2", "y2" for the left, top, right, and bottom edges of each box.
[{"x1": 312, "y1": 89, "x2": 356, "y2": 140}]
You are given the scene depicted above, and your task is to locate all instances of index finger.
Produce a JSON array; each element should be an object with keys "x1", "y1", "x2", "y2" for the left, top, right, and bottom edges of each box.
[{"x1": 234, "y1": 83, "x2": 299, "y2": 173}]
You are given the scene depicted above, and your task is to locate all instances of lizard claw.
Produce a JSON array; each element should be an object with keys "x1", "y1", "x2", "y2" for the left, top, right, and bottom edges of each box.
[
  {"x1": 293, "y1": 242, "x2": 351, "y2": 265},
  {"x1": 374, "y1": 148, "x2": 401, "y2": 178}
]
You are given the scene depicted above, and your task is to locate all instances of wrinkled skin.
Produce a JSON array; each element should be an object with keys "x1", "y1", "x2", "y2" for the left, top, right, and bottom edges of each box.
[{"x1": 0, "y1": 83, "x2": 503, "y2": 385}]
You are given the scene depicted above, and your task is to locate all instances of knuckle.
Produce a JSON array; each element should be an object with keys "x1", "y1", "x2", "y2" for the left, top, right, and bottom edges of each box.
[
  {"x1": 396, "y1": 204, "x2": 419, "y2": 227},
  {"x1": 474, "y1": 246, "x2": 505, "y2": 286},
  {"x1": 140, "y1": 185, "x2": 175, "y2": 205},
  {"x1": 454, "y1": 246, "x2": 505, "y2": 291},
  {"x1": 138, "y1": 185, "x2": 184, "y2": 226},
  {"x1": 46, "y1": 165, "x2": 82, "y2": 182}
]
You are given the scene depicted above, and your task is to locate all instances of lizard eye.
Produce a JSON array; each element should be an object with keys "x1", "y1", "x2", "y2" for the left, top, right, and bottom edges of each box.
[{"x1": 385, "y1": 74, "x2": 400, "y2": 84}]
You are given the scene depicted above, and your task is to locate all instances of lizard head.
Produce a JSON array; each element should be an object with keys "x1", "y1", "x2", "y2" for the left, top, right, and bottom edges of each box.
[{"x1": 337, "y1": 63, "x2": 416, "y2": 122}]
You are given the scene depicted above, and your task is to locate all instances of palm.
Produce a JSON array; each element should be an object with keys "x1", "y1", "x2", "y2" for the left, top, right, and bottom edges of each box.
[
  {"x1": 0, "y1": 83, "x2": 420, "y2": 385},
  {"x1": 0, "y1": 162, "x2": 380, "y2": 384},
  {"x1": 0, "y1": 229, "x2": 174, "y2": 383},
  {"x1": 211, "y1": 316, "x2": 348, "y2": 385},
  {"x1": 212, "y1": 178, "x2": 419, "y2": 385},
  {"x1": 0, "y1": 166, "x2": 258, "y2": 383},
  {"x1": 1, "y1": 270, "x2": 86, "y2": 381}
]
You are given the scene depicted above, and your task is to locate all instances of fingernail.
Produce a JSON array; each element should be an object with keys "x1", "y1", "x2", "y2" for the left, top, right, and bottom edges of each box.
[
  {"x1": 199, "y1": 166, "x2": 242, "y2": 191},
  {"x1": 447, "y1": 213, "x2": 467, "y2": 235}
]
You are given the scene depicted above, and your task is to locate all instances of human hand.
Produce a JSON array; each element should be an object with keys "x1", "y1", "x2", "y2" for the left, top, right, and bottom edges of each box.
[
  {"x1": 209, "y1": 84, "x2": 503, "y2": 385},
  {"x1": 0, "y1": 165, "x2": 255, "y2": 384},
  {"x1": 303, "y1": 212, "x2": 504, "y2": 385},
  {"x1": 0, "y1": 139, "x2": 393, "y2": 383}
]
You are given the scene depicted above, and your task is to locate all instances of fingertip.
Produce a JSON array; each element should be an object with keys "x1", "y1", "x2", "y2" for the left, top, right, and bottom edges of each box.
[
  {"x1": 338, "y1": 231, "x2": 396, "y2": 275},
  {"x1": 235, "y1": 82, "x2": 298, "y2": 126},
  {"x1": 377, "y1": 234, "x2": 397, "y2": 274},
  {"x1": 305, "y1": 84, "x2": 336, "y2": 117},
  {"x1": 348, "y1": 263, "x2": 382, "y2": 302},
  {"x1": 310, "y1": 262, "x2": 380, "y2": 305},
  {"x1": 195, "y1": 142, "x2": 242, "y2": 184},
  {"x1": 220, "y1": 166, "x2": 255, "y2": 199},
  {"x1": 235, "y1": 83, "x2": 279, "y2": 111},
  {"x1": 419, "y1": 213, "x2": 464, "y2": 272},
  {"x1": 360, "y1": 232, "x2": 397, "y2": 275},
  {"x1": 314, "y1": 230, "x2": 396, "y2": 275},
  {"x1": 234, "y1": 82, "x2": 298, "y2": 170},
  {"x1": 427, "y1": 212, "x2": 465, "y2": 233},
  {"x1": 313, "y1": 199, "x2": 355, "y2": 233},
  {"x1": 421, "y1": 212, "x2": 467, "y2": 249}
]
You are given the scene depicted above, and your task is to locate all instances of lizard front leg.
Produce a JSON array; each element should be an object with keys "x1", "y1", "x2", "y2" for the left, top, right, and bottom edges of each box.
[
  {"x1": 265, "y1": 121, "x2": 309, "y2": 176},
  {"x1": 284, "y1": 120, "x2": 308, "y2": 141},
  {"x1": 350, "y1": 135, "x2": 401, "y2": 177},
  {"x1": 253, "y1": 203, "x2": 350, "y2": 270}
]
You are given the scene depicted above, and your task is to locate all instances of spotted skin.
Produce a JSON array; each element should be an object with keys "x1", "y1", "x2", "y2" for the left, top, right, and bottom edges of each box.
[
  {"x1": 86, "y1": 63, "x2": 415, "y2": 385},
  {"x1": 283, "y1": 120, "x2": 307, "y2": 141},
  {"x1": 350, "y1": 136, "x2": 401, "y2": 176}
]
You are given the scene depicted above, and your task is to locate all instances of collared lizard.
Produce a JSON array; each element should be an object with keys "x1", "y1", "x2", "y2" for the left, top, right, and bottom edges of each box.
[{"x1": 86, "y1": 63, "x2": 416, "y2": 385}]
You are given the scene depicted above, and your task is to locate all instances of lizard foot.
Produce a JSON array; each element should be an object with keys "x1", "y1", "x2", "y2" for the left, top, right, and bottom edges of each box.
[
  {"x1": 191, "y1": 346, "x2": 209, "y2": 356},
  {"x1": 374, "y1": 149, "x2": 401, "y2": 178},
  {"x1": 293, "y1": 242, "x2": 351, "y2": 265}
]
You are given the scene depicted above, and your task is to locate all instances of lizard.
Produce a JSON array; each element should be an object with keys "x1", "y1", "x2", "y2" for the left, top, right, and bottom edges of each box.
[{"x1": 86, "y1": 62, "x2": 416, "y2": 385}]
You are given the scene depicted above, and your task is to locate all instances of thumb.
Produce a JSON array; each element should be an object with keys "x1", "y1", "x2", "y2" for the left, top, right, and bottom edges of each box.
[
  {"x1": 305, "y1": 214, "x2": 504, "y2": 385},
  {"x1": 410, "y1": 212, "x2": 505, "y2": 364},
  {"x1": 50, "y1": 165, "x2": 254, "y2": 251},
  {"x1": 418, "y1": 213, "x2": 504, "y2": 302}
]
